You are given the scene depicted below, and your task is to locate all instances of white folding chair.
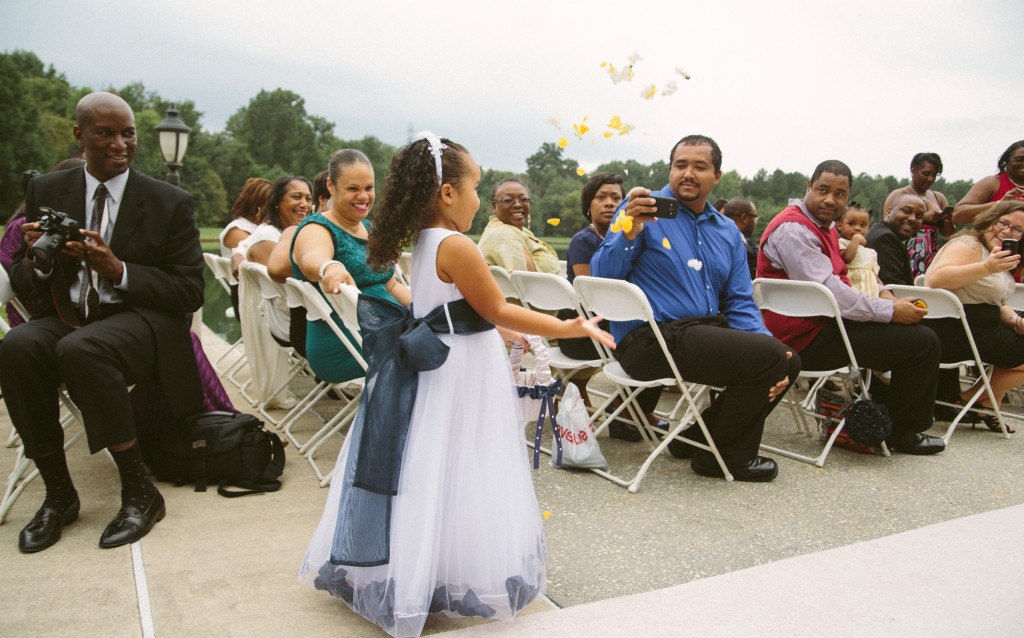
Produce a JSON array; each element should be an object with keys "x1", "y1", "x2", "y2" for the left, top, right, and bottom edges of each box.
[
  {"x1": 396, "y1": 252, "x2": 413, "y2": 287},
  {"x1": 489, "y1": 265, "x2": 519, "y2": 300},
  {"x1": 285, "y1": 279, "x2": 367, "y2": 485},
  {"x1": 510, "y1": 271, "x2": 604, "y2": 389},
  {"x1": 751, "y1": 278, "x2": 886, "y2": 466},
  {"x1": 0, "y1": 267, "x2": 88, "y2": 524},
  {"x1": 203, "y1": 253, "x2": 247, "y2": 386},
  {"x1": 237, "y1": 262, "x2": 310, "y2": 421},
  {"x1": 885, "y1": 284, "x2": 1013, "y2": 442},
  {"x1": 573, "y1": 276, "x2": 733, "y2": 491}
]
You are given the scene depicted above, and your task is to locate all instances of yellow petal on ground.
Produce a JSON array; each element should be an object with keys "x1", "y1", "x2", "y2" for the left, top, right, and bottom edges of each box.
[
  {"x1": 576, "y1": 167, "x2": 586, "y2": 176},
  {"x1": 542, "y1": 510, "x2": 553, "y2": 519},
  {"x1": 662, "y1": 237, "x2": 671, "y2": 249},
  {"x1": 547, "y1": 218, "x2": 561, "y2": 226},
  {"x1": 640, "y1": 84, "x2": 657, "y2": 100},
  {"x1": 557, "y1": 137, "x2": 569, "y2": 149}
]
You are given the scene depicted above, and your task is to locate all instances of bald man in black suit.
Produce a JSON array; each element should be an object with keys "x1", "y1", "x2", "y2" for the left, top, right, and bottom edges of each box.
[{"x1": 1, "y1": 91, "x2": 204, "y2": 552}]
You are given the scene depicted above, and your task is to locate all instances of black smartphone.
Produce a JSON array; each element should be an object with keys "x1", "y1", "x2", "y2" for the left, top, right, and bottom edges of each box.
[
  {"x1": 1001, "y1": 238, "x2": 1019, "y2": 255},
  {"x1": 649, "y1": 195, "x2": 678, "y2": 219}
]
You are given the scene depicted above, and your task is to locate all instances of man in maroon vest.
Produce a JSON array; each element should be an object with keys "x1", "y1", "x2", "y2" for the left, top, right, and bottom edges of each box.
[{"x1": 757, "y1": 160, "x2": 945, "y2": 455}]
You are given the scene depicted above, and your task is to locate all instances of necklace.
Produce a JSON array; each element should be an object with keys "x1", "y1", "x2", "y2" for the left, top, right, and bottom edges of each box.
[
  {"x1": 1009, "y1": 174, "x2": 1024, "y2": 189},
  {"x1": 589, "y1": 223, "x2": 606, "y2": 239}
]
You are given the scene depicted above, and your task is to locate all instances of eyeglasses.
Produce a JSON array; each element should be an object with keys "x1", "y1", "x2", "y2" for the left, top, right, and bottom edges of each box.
[
  {"x1": 496, "y1": 196, "x2": 530, "y2": 206},
  {"x1": 994, "y1": 219, "x2": 1024, "y2": 238},
  {"x1": 741, "y1": 212, "x2": 759, "y2": 220}
]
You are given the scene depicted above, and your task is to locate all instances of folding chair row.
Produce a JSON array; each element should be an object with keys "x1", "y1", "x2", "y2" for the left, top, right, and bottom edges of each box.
[
  {"x1": 202, "y1": 253, "x2": 248, "y2": 386},
  {"x1": 285, "y1": 279, "x2": 368, "y2": 486}
]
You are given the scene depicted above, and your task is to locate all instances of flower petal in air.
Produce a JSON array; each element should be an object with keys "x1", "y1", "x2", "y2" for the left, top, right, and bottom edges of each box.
[
  {"x1": 640, "y1": 84, "x2": 657, "y2": 100},
  {"x1": 662, "y1": 237, "x2": 671, "y2": 250},
  {"x1": 576, "y1": 168, "x2": 586, "y2": 176},
  {"x1": 546, "y1": 117, "x2": 561, "y2": 130},
  {"x1": 675, "y1": 66, "x2": 692, "y2": 80},
  {"x1": 603, "y1": 131, "x2": 613, "y2": 139},
  {"x1": 547, "y1": 218, "x2": 561, "y2": 226},
  {"x1": 661, "y1": 81, "x2": 678, "y2": 96},
  {"x1": 617, "y1": 122, "x2": 634, "y2": 136},
  {"x1": 607, "y1": 115, "x2": 623, "y2": 130},
  {"x1": 687, "y1": 258, "x2": 703, "y2": 271},
  {"x1": 557, "y1": 137, "x2": 569, "y2": 149},
  {"x1": 627, "y1": 50, "x2": 643, "y2": 65},
  {"x1": 572, "y1": 116, "x2": 590, "y2": 140}
]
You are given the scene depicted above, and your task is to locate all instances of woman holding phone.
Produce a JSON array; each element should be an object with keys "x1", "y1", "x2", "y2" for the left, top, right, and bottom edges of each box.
[{"x1": 924, "y1": 200, "x2": 1024, "y2": 432}]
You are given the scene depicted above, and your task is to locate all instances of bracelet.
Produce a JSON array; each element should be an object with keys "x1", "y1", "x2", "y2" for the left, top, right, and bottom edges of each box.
[{"x1": 318, "y1": 260, "x2": 343, "y2": 280}]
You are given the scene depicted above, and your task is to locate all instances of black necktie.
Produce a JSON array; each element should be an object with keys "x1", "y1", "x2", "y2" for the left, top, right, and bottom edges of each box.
[{"x1": 79, "y1": 183, "x2": 106, "y2": 321}]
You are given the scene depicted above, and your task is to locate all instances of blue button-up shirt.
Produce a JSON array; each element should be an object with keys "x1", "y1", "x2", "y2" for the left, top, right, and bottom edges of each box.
[{"x1": 590, "y1": 185, "x2": 769, "y2": 342}]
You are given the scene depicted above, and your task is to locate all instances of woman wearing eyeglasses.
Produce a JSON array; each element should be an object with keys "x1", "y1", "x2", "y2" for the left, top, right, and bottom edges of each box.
[
  {"x1": 477, "y1": 179, "x2": 560, "y2": 274},
  {"x1": 925, "y1": 200, "x2": 1024, "y2": 432}
]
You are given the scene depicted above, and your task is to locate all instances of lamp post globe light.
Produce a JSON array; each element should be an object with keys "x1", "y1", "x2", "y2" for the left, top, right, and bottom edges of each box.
[{"x1": 154, "y1": 105, "x2": 192, "y2": 186}]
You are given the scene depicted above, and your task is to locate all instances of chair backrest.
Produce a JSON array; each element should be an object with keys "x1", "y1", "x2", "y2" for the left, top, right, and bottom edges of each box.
[
  {"x1": 241, "y1": 261, "x2": 286, "y2": 303},
  {"x1": 285, "y1": 278, "x2": 367, "y2": 370},
  {"x1": 884, "y1": 284, "x2": 963, "y2": 321},
  {"x1": 914, "y1": 274, "x2": 926, "y2": 287},
  {"x1": 511, "y1": 271, "x2": 579, "y2": 314},
  {"x1": 752, "y1": 278, "x2": 839, "y2": 319},
  {"x1": 0, "y1": 265, "x2": 32, "y2": 326},
  {"x1": 1009, "y1": 283, "x2": 1024, "y2": 312},
  {"x1": 204, "y1": 252, "x2": 238, "y2": 290},
  {"x1": 489, "y1": 265, "x2": 518, "y2": 300},
  {"x1": 751, "y1": 278, "x2": 861, "y2": 374},
  {"x1": 323, "y1": 285, "x2": 363, "y2": 347},
  {"x1": 557, "y1": 260, "x2": 568, "y2": 278},
  {"x1": 397, "y1": 252, "x2": 413, "y2": 287}
]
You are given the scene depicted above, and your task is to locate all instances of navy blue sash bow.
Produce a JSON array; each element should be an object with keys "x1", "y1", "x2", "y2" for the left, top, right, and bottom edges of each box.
[{"x1": 352, "y1": 294, "x2": 494, "y2": 495}]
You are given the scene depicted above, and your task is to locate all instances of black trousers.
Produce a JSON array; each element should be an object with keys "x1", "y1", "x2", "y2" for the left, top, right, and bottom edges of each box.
[
  {"x1": 615, "y1": 323, "x2": 800, "y2": 469},
  {"x1": 0, "y1": 311, "x2": 158, "y2": 458},
  {"x1": 799, "y1": 321, "x2": 940, "y2": 434}
]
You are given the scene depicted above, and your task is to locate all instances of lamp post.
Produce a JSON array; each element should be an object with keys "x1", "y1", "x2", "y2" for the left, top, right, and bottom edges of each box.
[{"x1": 154, "y1": 105, "x2": 191, "y2": 186}]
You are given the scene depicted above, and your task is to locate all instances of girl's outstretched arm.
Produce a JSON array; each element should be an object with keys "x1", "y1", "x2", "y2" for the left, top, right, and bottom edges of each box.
[{"x1": 436, "y1": 234, "x2": 614, "y2": 349}]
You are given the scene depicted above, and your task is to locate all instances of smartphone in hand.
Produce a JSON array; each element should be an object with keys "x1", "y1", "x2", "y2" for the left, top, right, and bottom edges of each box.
[
  {"x1": 1001, "y1": 238, "x2": 1019, "y2": 255},
  {"x1": 649, "y1": 196, "x2": 679, "y2": 219}
]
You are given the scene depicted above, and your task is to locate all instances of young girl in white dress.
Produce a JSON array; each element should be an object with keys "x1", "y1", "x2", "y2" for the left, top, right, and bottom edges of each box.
[
  {"x1": 838, "y1": 203, "x2": 881, "y2": 297},
  {"x1": 298, "y1": 133, "x2": 614, "y2": 638}
]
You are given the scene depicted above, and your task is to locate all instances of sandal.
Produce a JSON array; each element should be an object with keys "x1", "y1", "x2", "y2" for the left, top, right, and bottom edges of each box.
[{"x1": 978, "y1": 410, "x2": 1015, "y2": 434}]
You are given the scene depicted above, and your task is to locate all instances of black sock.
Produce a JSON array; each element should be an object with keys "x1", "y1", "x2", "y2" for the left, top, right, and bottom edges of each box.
[
  {"x1": 33, "y1": 451, "x2": 78, "y2": 511},
  {"x1": 110, "y1": 443, "x2": 158, "y2": 510}
]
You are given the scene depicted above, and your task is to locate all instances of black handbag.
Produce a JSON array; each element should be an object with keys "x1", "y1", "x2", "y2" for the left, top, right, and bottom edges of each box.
[{"x1": 143, "y1": 411, "x2": 286, "y2": 497}]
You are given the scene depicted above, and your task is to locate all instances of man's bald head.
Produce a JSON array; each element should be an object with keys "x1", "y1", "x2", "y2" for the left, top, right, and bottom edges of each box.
[{"x1": 73, "y1": 91, "x2": 137, "y2": 182}]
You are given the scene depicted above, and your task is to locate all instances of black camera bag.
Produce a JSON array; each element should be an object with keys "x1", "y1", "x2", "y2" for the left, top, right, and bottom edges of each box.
[{"x1": 145, "y1": 411, "x2": 286, "y2": 497}]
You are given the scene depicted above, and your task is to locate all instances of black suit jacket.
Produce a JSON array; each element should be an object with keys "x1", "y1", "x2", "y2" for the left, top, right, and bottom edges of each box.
[
  {"x1": 865, "y1": 221, "x2": 914, "y2": 286},
  {"x1": 11, "y1": 166, "x2": 205, "y2": 417}
]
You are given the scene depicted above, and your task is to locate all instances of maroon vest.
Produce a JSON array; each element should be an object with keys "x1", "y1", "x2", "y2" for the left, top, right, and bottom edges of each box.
[{"x1": 756, "y1": 206, "x2": 851, "y2": 352}]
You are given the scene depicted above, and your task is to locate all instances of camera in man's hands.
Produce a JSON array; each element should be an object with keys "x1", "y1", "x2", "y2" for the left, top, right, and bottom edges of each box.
[{"x1": 31, "y1": 207, "x2": 82, "y2": 271}]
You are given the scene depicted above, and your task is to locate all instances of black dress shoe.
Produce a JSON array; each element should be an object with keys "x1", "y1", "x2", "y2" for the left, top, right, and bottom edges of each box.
[
  {"x1": 691, "y1": 452, "x2": 778, "y2": 482},
  {"x1": 18, "y1": 498, "x2": 80, "y2": 553},
  {"x1": 886, "y1": 432, "x2": 945, "y2": 455},
  {"x1": 99, "y1": 492, "x2": 166, "y2": 549},
  {"x1": 608, "y1": 419, "x2": 642, "y2": 442}
]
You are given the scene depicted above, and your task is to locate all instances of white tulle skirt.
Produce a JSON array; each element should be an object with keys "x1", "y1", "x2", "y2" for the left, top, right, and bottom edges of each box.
[{"x1": 299, "y1": 330, "x2": 546, "y2": 638}]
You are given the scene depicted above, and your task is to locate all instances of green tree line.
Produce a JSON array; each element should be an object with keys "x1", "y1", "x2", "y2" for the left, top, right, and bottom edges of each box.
[{"x1": 2, "y1": 49, "x2": 975, "y2": 243}]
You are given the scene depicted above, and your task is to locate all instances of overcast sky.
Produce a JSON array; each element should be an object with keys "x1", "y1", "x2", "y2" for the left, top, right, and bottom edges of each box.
[{"x1": 3, "y1": 0, "x2": 1021, "y2": 183}]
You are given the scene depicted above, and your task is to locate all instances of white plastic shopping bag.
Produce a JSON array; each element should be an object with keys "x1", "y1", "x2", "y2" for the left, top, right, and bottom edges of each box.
[{"x1": 552, "y1": 382, "x2": 609, "y2": 471}]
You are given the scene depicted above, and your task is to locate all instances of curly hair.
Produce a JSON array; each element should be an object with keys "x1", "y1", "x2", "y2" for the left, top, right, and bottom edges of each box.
[
  {"x1": 231, "y1": 177, "x2": 271, "y2": 222},
  {"x1": 368, "y1": 137, "x2": 469, "y2": 270},
  {"x1": 259, "y1": 175, "x2": 310, "y2": 229}
]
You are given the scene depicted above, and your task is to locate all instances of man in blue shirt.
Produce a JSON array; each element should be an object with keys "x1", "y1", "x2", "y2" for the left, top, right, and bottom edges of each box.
[{"x1": 591, "y1": 135, "x2": 799, "y2": 482}]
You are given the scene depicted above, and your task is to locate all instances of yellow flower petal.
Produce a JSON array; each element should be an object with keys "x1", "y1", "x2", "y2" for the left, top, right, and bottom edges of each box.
[
  {"x1": 607, "y1": 115, "x2": 623, "y2": 130},
  {"x1": 603, "y1": 131, "x2": 613, "y2": 139},
  {"x1": 610, "y1": 221, "x2": 621, "y2": 233},
  {"x1": 662, "y1": 237, "x2": 671, "y2": 249},
  {"x1": 612, "y1": 210, "x2": 633, "y2": 234},
  {"x1": 572, "y1": 116, "x2": 590, "y2": 140},
  {"x1": 640, "y1": 84, "x2": 657, "y2": 100},
  {"x1": 547, "y1": 218, "x2": 561, "y2": 226},
  {"x1": 557, "y1": 137, "x2": 569, "y2": 149},
  {"x1": 600, "y1": 62, "x2": 607, "y2": 68},
  {"x1": 576, "y1": 167, "x2": 586, "y2": 176},
  {"x1": 542, "y1": 510, "x2": 553, "y2": 519}
]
